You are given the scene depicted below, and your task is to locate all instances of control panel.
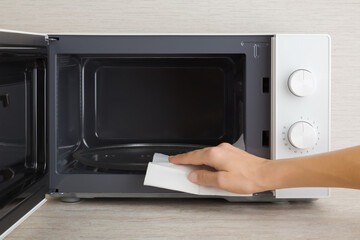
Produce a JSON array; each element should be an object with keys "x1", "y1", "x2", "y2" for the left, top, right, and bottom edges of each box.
[{"x1": 271, "y1": 35, "x2": 330, "y2": 199}]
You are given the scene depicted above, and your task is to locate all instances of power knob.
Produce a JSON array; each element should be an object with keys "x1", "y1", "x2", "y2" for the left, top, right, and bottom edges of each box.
[
  {"x1": 288, "y1": 69, "x2": 316, "y2": 97},
  {"x1": 288, "y1": 121, "x2": 317, "y2": 149}
]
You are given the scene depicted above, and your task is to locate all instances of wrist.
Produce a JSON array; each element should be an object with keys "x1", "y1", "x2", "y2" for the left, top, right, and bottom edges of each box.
[{"x1": 259, "y1": 159, "x2": 290, "y2": 191}]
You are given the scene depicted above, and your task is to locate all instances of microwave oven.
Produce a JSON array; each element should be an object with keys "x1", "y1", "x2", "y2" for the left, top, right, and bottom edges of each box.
[{"x1": 0, "y1": 30, "x2": 330, "y2": 237}]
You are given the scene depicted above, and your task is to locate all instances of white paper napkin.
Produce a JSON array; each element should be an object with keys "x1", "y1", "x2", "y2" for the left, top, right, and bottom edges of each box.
[{"x1": 143, "y1": 153, "x2": 252, "y2": 196}]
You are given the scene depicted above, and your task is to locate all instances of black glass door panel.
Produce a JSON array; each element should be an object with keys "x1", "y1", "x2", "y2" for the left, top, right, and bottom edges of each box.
[{"x1": 0, "y1": 29, "x2": 47, "y2": 237}]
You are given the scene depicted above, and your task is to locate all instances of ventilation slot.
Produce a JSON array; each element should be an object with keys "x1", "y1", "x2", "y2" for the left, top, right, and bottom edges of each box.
[
  {"x1": 262, "y1": 130, "x2": 270, "y2": 147},
  {"x1": 262, "y1": 77, "x2": 270, "y2": 93}
]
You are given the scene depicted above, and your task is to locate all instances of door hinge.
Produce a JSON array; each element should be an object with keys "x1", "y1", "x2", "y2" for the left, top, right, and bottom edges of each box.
[{"x1": 45, "y1": 36, "x2": 59, "y2": 45}]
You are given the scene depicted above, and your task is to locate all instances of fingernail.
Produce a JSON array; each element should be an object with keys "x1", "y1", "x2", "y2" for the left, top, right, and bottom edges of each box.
[{"x1": 188, "y1": 172, "x2": 198, "y2": 183}]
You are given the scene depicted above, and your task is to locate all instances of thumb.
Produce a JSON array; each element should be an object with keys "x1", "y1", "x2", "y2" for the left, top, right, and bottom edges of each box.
[{"x1": 188, "y1": 170, "x2": 225, "y2": 188}]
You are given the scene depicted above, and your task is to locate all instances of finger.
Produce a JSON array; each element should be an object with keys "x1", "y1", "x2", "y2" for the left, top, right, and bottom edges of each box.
[
  {"x1": 168, "y1": 147, "x2": 210, "y2": 165},
  {"x1": 188, "y1": 170, "x2": 227, "y2": 189},
  {"x1": 169, "y1": 146, "x2": 226, "y2": 169}
]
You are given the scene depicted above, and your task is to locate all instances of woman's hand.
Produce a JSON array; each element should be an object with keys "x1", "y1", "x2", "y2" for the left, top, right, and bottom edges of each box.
[
  {"x1": 170, "y1": 144, "x2": 360, "y2": 193},
  {"x1": 169, "y1": 143, "x2": 274, "y2": 194}
]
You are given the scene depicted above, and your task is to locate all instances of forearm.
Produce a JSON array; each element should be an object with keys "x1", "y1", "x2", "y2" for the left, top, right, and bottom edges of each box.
[{"x1": 265, "y1": 146, "x2": 360, "y2": 190}]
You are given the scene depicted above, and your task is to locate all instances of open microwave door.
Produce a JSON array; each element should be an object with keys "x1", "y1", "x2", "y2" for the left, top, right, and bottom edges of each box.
[{"x1": 0, "y1": 30, "x2": 48, "y2": 238}]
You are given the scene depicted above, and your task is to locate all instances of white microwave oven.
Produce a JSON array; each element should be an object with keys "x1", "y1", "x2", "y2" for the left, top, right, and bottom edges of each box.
[{"x1": 0, "y1": 30, "x2": 330, "y2": 237}]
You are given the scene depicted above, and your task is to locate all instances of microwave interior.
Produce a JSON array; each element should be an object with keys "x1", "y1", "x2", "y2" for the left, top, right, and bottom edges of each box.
[
  {"x1": 50, "y1": 35, "x2": 272, "y2": 180},
  {"x1": 57, "y1": 54, "x2": 245, "y2": 174}
]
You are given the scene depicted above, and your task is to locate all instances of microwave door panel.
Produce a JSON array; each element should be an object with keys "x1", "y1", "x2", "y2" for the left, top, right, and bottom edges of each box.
[
  {"x1": 0, "y1": 29, "x2": 48, "y2": 238},
  {"x1": 0, "y1": 29, "x2": 46, "y2": 47}
]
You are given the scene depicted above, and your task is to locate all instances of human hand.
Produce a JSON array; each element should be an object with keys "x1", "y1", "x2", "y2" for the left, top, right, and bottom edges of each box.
[{"x1": 169, "y1": 143, "x2": 273, "y2": 194}]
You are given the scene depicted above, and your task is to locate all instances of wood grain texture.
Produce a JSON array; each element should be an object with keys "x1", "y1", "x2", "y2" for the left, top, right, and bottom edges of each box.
[
  {"x1": 5, "y1": 189, "x2": 360, "y2": 240},
  {"x1": 1, "y1": 1, "x2": 360, "y2": 239}
]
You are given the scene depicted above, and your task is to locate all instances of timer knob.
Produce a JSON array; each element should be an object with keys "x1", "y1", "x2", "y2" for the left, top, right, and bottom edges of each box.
[
  {"x1": 288, "y1": 69, "x2": 316, "y2": 97},
  {"x1": 288, "y1": 121, "x2": 318, "y2": 149}
]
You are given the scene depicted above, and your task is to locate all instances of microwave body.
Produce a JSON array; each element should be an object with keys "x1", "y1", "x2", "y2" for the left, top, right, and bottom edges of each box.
[{"x1": 0, "y1": 31, "x2": 330, "y2": 236}]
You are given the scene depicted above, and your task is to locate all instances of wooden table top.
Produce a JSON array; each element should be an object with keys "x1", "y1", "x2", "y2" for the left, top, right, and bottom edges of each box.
[{"x1": 5, "y1": 188, "x2": 360, "y2": 239}]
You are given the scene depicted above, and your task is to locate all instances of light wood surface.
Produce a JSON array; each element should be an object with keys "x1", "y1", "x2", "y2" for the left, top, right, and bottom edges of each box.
[
  {"x1": 5, "y1": 188, "x2": 360, "y2": 240},
  {"x1": 1, "y1": 0, "x2": 360, "y2": 239}
]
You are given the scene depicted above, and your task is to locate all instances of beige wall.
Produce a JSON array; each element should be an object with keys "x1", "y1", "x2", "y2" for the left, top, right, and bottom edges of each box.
[{"x1": 0, "y1": 0, "x2": 359, "y2": 150}]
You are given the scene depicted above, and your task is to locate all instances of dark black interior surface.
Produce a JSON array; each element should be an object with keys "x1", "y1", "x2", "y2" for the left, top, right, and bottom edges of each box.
[
  {"x1": 0, "y1": 52, "x2": 46, "y2": 208},
  {"x1": 95, "y1": 65, "x2": 224, "y2": 140},
  {"x1": 73, "y1": 143, "x2": 207, "y2": 171},
  {"x1": 57, "y1": 54, "x2": 245, "y2": 172},
  {"x1": 83, "y1": 56, "x2": 244, "y2": 145},
  {"x1": 0, "y1": 60, "x2": 31, "y2": 168}
]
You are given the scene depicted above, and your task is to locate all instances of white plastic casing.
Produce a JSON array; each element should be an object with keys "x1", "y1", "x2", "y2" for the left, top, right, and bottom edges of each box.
[{"x1": 271, "y1": 35, "x2": 331, "y2": 199}]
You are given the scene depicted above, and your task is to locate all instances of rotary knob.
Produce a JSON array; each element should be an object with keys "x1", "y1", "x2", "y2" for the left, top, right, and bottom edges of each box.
[
  {"x1": 288, "y1": 69, "x2": 316, "y2": 97},
  {"x1": 288, "y1": 121, "x2": 317, "y2": 149}
]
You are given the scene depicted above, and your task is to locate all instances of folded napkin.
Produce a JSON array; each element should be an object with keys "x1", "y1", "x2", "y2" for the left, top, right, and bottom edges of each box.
[{"x1": 143, "y1": 153, "x2": 251, "y2": 196}]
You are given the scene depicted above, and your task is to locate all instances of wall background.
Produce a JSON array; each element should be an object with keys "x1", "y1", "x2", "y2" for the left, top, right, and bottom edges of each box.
[{"x1": 0, "y1": 0, "x2": 359, "y2": 150}]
